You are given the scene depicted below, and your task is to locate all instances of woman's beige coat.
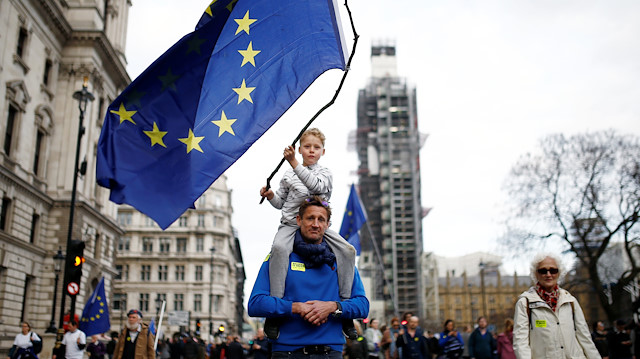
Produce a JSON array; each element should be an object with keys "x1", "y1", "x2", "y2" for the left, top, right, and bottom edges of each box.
[{"x1": 513, "y1": 287, "x2": 601, "y2": 359}]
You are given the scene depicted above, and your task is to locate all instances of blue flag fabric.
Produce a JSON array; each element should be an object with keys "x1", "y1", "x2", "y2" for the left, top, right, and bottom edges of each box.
[
  {"x1": 339, "y1": 184, "x2": 367, "y2": 255},
  {"x1": 79, "y1": 277, "x2": 110, "y2": 337},
  {"x1": 97, "y1": 0, "x2": 347, "y2": 229},
  {"x1": 149, "y1": 318, "x2": 156, "y2": 336}
]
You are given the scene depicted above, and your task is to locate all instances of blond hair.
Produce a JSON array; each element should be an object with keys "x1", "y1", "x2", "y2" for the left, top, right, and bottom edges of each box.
[{"x1": 300, "y1": 128, "x2": 326, "y2": 146}]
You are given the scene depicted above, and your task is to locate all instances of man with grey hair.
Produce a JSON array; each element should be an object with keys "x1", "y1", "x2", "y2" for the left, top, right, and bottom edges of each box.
[{"x1": 113, "y1": 309, "x2": 155, "y2": 359}]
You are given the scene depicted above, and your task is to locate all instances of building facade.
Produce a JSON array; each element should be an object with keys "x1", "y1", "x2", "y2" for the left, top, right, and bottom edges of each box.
[
  {"x1": 112, "y1": 176, "x2": 245, "y2": 339},
  {"x1": 355, "y1": 43, "x2": 427, "y2": 319},
  {"x1": 437, "y1": 269, "x2": 530, "y2": 333},
  {"x1": 0, "y1": 0, "x2": 131, "y2": 357}
]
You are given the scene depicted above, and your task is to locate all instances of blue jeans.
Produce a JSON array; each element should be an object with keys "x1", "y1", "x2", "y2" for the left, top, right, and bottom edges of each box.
[{"x1": 272, "y1": 350, "x2": 342, "y2": 359}]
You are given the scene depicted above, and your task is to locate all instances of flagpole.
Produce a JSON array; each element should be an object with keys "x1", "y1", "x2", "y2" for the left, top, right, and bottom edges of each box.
[{"x1": 154, "y1": 300, "x2": 166, "y2": 351}]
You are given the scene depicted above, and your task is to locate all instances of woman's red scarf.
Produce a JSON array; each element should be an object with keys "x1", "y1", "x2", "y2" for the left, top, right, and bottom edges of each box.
[{"x1": 536, "y1": 282, "x2": 559, "y2": 311}]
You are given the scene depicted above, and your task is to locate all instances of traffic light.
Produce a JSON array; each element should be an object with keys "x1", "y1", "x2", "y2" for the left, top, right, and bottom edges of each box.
[
  {"x1": 218, "y1": 324, "x2": 225, "y2": 334},
  {"x1": 195, "y1": 319, "x2": 201, "y2": 335},
  {"x1": 64, "y1": 240, "x2": 85, "y2": 296}
]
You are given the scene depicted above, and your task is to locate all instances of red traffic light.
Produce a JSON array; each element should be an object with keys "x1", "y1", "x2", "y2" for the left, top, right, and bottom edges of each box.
[
  {"x1": 363, "y1": 318, "x2": 369, "y2": 324},
  {"x1": 401, "y1": 320, "x2": 407, "y2": 325}
]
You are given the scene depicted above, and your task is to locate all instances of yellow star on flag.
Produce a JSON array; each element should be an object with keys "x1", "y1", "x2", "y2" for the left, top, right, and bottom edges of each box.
[
  {"x1": 99, "y1": 309, "x2": 104, "y2": 314},
  {"x1": 143, "y1": 122, "x2": 168, "y2": 148},
  {"x1": 238, "y1": 42, "x2": 261, "y2": 67},
  {"x1": 96, "y1": 314, "x2": 101, "y2": 319},
  {"x1": 233, "y1": 79, "x2": 256, "y2": 104},
  {"x1": 179, "y1": 129, "x2": 205, "y2": 153},
  {"x1": 235, "y1": 11, "x2": 257, "y2": 35},
  {"x1": 226, "y1": 0, "x2": 238, "y2": 12},
  {"x1": 212, "y1": 111, "x2": 237, "y2": 137},
  {"x1": 205, "y1": 0, "x2": 217, "y2": 16},
  {"x1": 110, "y1": 104, "x2": 137, "y2": 125}
]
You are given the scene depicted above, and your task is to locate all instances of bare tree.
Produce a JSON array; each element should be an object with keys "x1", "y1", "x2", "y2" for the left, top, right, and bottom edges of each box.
[{"x1": 502, "y1": 130, "x2": 640, "y2": 322}]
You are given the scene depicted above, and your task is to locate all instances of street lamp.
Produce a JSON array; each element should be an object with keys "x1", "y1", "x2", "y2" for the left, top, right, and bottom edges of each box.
[
  {"x1": 479, "y1": 261, "x2": 487, "y2": 318},
  {"x1": 59, "y1": 76, "x2": 95, "y2": 327},
  {"x1": 46, "y1": 248, "x2": 65, "y2": 333},
  {"x1": 209, "y1": 246, "x2": 216, "y2": 337}
]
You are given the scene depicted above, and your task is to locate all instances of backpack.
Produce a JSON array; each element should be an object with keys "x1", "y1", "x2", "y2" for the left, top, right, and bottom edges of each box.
[{"x1": 31, "y1": 332, "x2": 43, "y2": 354}]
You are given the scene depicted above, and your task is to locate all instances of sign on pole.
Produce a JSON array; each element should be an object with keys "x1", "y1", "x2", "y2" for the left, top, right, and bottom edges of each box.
[{"x1": 167, "y1": 311, "x2": 189, "y2": 326}]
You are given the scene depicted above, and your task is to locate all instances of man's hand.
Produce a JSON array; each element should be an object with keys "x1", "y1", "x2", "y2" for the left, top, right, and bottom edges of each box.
[
  {"x1": 292, "y1": 300, "x2": 336, "y2": 326},
  {"x1": 283, "y1": 146, "x2": 299, "y2": 169},
  {"x1": 259, "y1": 187, "x2": 274, "y2": 201}
]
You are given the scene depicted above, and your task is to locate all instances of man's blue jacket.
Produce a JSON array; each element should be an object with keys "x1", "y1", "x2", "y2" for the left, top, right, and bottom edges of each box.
[{"x1": 248, "y1": 251, "x2": 369, "y2": 352}]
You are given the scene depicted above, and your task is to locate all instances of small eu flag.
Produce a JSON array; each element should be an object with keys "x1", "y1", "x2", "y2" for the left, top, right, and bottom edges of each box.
[
  {"x1": 79, "y1": 277, "x2": 110, "y2": 337},
  {"x1": 97, "y1": 0, "x2": 348, "y2": 229},
  {"x1": 339, "y1": 184, "x2": 367, "y2": 255}
]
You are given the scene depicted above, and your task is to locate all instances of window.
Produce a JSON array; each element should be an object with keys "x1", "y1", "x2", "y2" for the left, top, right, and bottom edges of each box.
[
  {"x1": 213, "y1": 215, "x2": 222, "y2": 227},
  {"x1": 197, "y1": 214, "x2": 205, "y2": 227},
  {"x1": 141, "y1": 265, "x2": 151, "y2": 281},
  {"x1": 142, "y1": 237, "x2": 153, "y2": 253},
  {"x1": 194, "y1": 294, "x2": 202, "y2": 312},
  {"x1": 455, "y1": 309, "x2": 462, "y2": 322},
  {"x1": 117, "y1": 212, "x2": 132, "y2": 226},
  {"x1": 16, "y1": 27, "x2": 28, "y2": 58},
  {"x1": 113, "y1": 293, "x2": 126, "y2": 310},
  {"x1": 118, "y1": 236, "x2": 130, "y2": 251},
  {"x1": 213, "y1": 294, "x2": 222, "y2": 312},
  {"x1": 174, "y1": 294, "x2": 184, "y2": 310},
  {"x1": 175, "y1": 265, "x2": 185, "y2": 281},
  {"x1": 29, "y1": 213, "x2": 39, "y2": 243},
  {"x1": 4, "y1": 105, "x2": 18, "y2": 156},
  {"x1": 198, "y1": 195, "x2": 206, "y2": 207},
  {"x1": 195, "y1": 265, "x2": 203, "y2": 281},
  {"x1": 116, "y1": 265, "x2": 123, "y2": 280},
  {"x1": 214, "y1": 195, "x2": 222, "y2": 207},
  {"x1": 139, "y1": 293, "x2": 149, "y2": 312},
  {"x1": 123, "y1": 265, "x2": 129, "y2": 280},
  {"x1": 196, "y1": 237, "x2": 203, "y2": 251},
  {"x1": 33, "y1": 130, "x2": 44, "y2": 175},
  {"x1": 43, "y1": 59, "x2": 52, "y2": 86},
  {"x1": 159, "y1": 238, "x2": 170, "y2": 253},
  {"x1": 158, "y1": 265, "x2": 168, "y2": 281},
  {"x1": 0, "y1": 197, "x2": 12, "y2": 231},
  {"x1": 178, "y1": 216, "x2": 187, "y2": 227},
  {"x1": 176, "y1": 237, "x2": 187, "y2": 252}
]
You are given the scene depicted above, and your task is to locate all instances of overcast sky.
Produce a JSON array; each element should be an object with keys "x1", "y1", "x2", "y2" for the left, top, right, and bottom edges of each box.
[{"x1": 124, "y1": 1, "x2": 640, "y2": 294}]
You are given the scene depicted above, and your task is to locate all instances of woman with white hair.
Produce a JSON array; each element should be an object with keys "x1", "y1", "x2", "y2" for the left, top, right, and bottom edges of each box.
[{"x1": 513, "y1": 253, "x2": 601, "y2": 359}]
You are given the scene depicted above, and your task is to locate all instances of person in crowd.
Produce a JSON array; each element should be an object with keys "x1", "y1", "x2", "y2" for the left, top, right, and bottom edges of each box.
[
  {"x1": 225, "y1": 335, "x2": 245, "y2": 359},
  {"x1": 182, "y1": 336, "x2": 200, "y2": 359},
  {"x1": 439, "y1": 320, "x2": 464, "y2": 359},
  {"x1": 168, "y1": 335, "x2": 183, "y2": 359},
  {"x1": 345, "y1": 322, "x2": 369, "y2": 359},
  {"x1": 396, "y1": 316, "x2": 430, "y2": 359},
  {"x1": 112, "y1": 309, "x2": 155, "y2": 359},
  {"x1": 365, "y1": 319, "x2": 383, "y2": 359},
  {"x1": 468, "y1": 317, "x2": 495, "y2": 359},
  {"x1": 106, "y1": 332, "x2": 119, "y2": 359},
  {"x1": 388, "y1": 318, "x2": 401, "y2": 359},
  {"x1": 460, "y1": 326, "x2": 471, "y2": 359},
  {"x1": 87, "y1": 335, "x2": 107, "y2": 359},
  {"x1": 259, "y1": 128, "x2": 357, "y2": 341},
  {"x1": 248, "y1": 196, "x2": 369, "y2": 359},
  {"x1": 496, "y1": 319, "x2": 515, "y2": 359},
  {"x1": 591, "y1": 321, "x2": 609, "y2": 359},
  {"x1": 425, "y1": 331, "x2": 440, "y2": 359},
  {"x1": 380, "y1": 325, "x2": 392, "y2": 359},
  {"x1": 250, "y1": 328, "x2": 269, "y2": 359},
  {"x1": 53, "y1": 320, "x2": 86, "y2": 359},
  {"x1": 7, "y1": 322, "x2": 41, "y2": 359},
  {"x1": 608, "y1": 319, "x2": 632, "y2": 359},
  {"x1": 513, "y1": 252, "x2": 600, "y2": 359}
]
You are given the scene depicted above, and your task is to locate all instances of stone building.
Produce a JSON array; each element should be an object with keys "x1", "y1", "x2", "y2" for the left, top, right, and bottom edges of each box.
[
  {"x1": 112, "y1": 175, "x2": 245, "y2": 339},
  {"x1": 0, "y1": 0, "x2": 131, "y2": 357}
]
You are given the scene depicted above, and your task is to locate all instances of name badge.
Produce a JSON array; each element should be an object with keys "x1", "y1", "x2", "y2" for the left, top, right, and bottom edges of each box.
[
  {"x1": 291, "y1": 262, "x2": 305, "y2": 272},
  {"x1": 414, "y1": 337, "x2": 419, "y2": 342},
  {"x1": 535, "y1": 320, "x2": 547, "y2": 328}
]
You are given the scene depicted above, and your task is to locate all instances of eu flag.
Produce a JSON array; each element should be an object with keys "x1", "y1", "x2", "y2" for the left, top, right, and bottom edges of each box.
[
  {"x1": 79, "y1": 277, "x2": 110, "y2": 337},
  {"x1": 97, "y1": 0, "x2": 348, "y2": 229},
  {"x1": 339, "y1": 184, "x2": 367, "y2": 255}
]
